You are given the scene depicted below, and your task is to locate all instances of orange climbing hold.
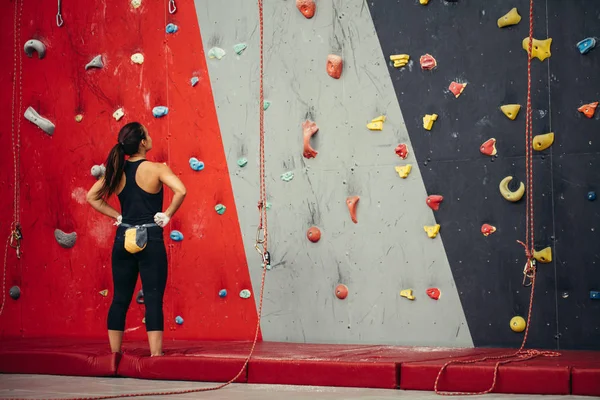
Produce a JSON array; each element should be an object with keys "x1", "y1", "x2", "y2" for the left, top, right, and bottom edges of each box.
[
  {"x1": 426, "y1": 288, "x2": 441, "y2": 300},
  {"x1": 327, "y1": 55, "x2": 343, "y2": 79},
  {"x1": 335, "y1": 284, "x2": 348, "y2": 299},
  {"x1": 306, "y1": 226, "x2": 321, "y2": 242},
  {"x1": 426, "y1": 195, "x2": 443, "y2": 211},
  {"x1": 578, "y1": 101, "x2": 598, "y2": 118},
  {"x1": 395, "y1": 143, "x2": 409, "y2": 159},
  {"x1": 420, "y1": 54, "x2": 437, "y2": 70},
  {"x1": 346, "y1": 196, "x2": 359, "y2": 223},
  {"x1": 480, "y1": 138, "x2": 497, "y2": 156},
  {"x1": 302, "y1": 120, "x2": 319, "y2": 158},
  {"x1": 296, "y1": 0, "x2": 316, "y2": 18},
  {"x1": 448, "y1": 81, "x2": 467, "y2": 98}
]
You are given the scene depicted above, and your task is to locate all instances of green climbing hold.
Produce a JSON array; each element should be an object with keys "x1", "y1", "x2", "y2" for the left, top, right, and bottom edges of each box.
[
  {"x1": 265, "y1": 201, "x2": 272, "y2": 210},
  {"x1": 215, "y1": 204, "x2": 226, "y2": 215},
  {"x1": 208, "y1": 47, "x2": 226, "y2": 60},
  {"x1": 263, "y1": 100, "x2": 271, "y2": 110},
  {"x1": 233, "y1": 43, "x2": 247, "y2": 55},
  {"x1": 281, "y1": 171, "x2": 294, "y2": 182},
  {"x1": 237, "y1": 157, "x2": 248, "y2": 167}
]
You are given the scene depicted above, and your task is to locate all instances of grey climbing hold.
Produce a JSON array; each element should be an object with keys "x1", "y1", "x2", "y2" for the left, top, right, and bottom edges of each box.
[
  {"x1": 91, "y1": 164, "x2": 106, "y2": 179},
  {"x1": 152, "y1": 106, "x2": 169, "y2": 118},
  {"x1": 85, "y1": 55, "x2": 104, "y2": 70},
  {"x1": 24, "y1": 39, "x2": 46, "y2": 59},
  {"x1": 263, "y1": 100, "x2": 271, "y2": 111},
  {"x1": 54, "y1": 229, "x2": 77, "y2": 248},
  {"x1": 237, "y1": 157, "x2": 248, "y2": 167},
  {"x1": 190, "y1": 76, "x2": 199, "y2": 86},
  {"x1": 136, "y1": 289, "x2": 144, "y2": 304},
  {"x1": 24, "y1": 106, "x2": 55, "y2": 135},
  {"x1": 208, "y1": 47, "x2": 226, "y2": 60},
  {"x1": 239, "y1": 289, "x2": 251, "y2": 299},
  {"x1": 166, "y1": 23, "x2": 178, "y2": 34},
  {"x1": 281, "y1": 171, "x2": 294, "y2": 182},
  {"x1": 233, "y1": 43, "x2": 247, "y2": 55},
  {"x1": 9, "y1": 286, "x2": 21, "y2": 300}
]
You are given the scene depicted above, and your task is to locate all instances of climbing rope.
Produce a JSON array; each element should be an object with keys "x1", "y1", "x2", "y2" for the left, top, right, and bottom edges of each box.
[{"x1": 434, "y1": 0, "x2": 560, "y2": 395}]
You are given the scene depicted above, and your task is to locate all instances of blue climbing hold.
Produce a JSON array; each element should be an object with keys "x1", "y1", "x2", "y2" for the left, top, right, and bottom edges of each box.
[
  {"x1": 191, "y1": 76, "x2": 199, "y2": 86},
  {"x1": 576, "y1": 37, "x2": 596, "y2": 55},
  {"x1": 166, "y1": 23, "x2": 179, "y2": 34},
  {"x1": 152, "y1": 106, "x2": 169, "y2": 118},
  {"x1": 215, "y1": 204, "x2": 226, "y2": 215},
  {"x1": 189, "y1": 157, "x2": 204, "y2": 171},
  {"x1": 219, "y1": 289, "x2": 227, "y2": 298},
  {"x1": 588, "y1": 191, "x2": 596, "y2": 201},
  {"x1": 170, "y1": 230, "x2": 184, "y2": 241},
  {"x1": 590, "y1": 291, "x2": 600, "y2": 300},
  {"x1": 175, "y1": 315, "x2": 184, "y2": 324}
]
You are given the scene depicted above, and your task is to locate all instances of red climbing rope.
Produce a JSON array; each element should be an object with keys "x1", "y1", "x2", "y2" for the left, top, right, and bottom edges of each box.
[{"x1": 434, "y1": 0, "x2": 560, "y2": 395}]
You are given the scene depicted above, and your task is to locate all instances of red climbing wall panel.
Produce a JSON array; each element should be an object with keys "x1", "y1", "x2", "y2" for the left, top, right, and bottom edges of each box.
[{"x1": 0, "y1": 0, "x2": 259, "y2": 341}]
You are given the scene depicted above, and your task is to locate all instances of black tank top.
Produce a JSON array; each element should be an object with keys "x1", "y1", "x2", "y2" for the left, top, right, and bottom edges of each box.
[{"x1": 118, "y1": 160, "x2": 163, "y2": 225}]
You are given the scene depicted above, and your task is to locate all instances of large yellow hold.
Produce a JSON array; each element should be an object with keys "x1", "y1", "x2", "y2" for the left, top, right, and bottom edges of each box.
[
  {"x1": 400, "y1": 289, "x2": 415, "y2": 300},
  {"x1": 534, "y1": 247, "x2": 552, "y2": 263},
  {"x1": 533, "y1": 132, "x2": 554, "y2": 151},
  {"x1": 367, "y1": 115, "x2": 386, "y2": 131},
  {"x1": 395, "y1": 165, "x2": 412, "y2": 179},
  {"x1": 522, "y1": 37, "x2": 552, "y2": 61},
  {"x1": 498, "y1": 8, "x2": 521, "y2": 28},
  {"x1": 510, "y1": 316, "x2": 526, "y2": 333},
  {"x1": 501, "y1": 104, "x2": 521, "y2": 120},
  {"x1": 423, "y1": 114, "x2": 438, "y2": 130},
  {"x1": 390, "y1": 54, "x2": 410, "y2": 68},
  {"x1": 424, "y1": 224, "x2": 440, "y2": 238}
]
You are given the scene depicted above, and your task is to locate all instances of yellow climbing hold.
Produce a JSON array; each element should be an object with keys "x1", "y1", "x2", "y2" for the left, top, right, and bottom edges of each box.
[
  {"x1": 522, "y1": 37, "x2": 552, "y2": 61},
  {"x1": 75, "y1": 114, "x2": 83, "y2": 123},
  {"x1": 497, "y1": 8, "x2": 521, "y2": 28},
  {"x1": 510, "y1": 316, "x2": 526, "y2": 333},
  {"x1": 424, "y1": 224, "x2": 440, "y2": 238},
  {"x1": 395, "y1": 165, "x2": 412, "y2": 179},
  {"x1": 500, "y1": 104, "x2": 521, "y2": 120},
  {"x1": 423, "y1": 113, "x2": 438, "y2": 130},
  {"x1": 419, "y1": 0, "x2": 429, "y2": 4},
  {"x1": 499, "y1": 176, "x2": 525, "y2": 202},
  {"x1": 533, "y1": 132, "x2": 554, "y2": 151},
  {"x1": 390, "y1": 54, "x2": 410, "y2": 68},
  {"x1": 367, "y1": 115, "x2": 386, "y2": 131},
  {"x1": 99, "y1": 289, "x2": 108, "y2": 297},
  {"x1": 400, "y1": 289, "x2": 416, "y2": 300},
  {"x1": 534, "y1": 247, "x2": 552, "y2": 263}
]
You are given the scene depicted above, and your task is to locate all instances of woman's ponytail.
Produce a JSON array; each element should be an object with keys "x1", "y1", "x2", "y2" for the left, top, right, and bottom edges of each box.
[{"x1": 96, "y1": 143, "x2": 126, "y2": 200}]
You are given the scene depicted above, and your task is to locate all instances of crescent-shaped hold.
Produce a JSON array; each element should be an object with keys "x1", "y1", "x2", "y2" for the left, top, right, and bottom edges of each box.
[
  {"x1": 499, "y1": 176, "x2": 525, "y2": 202},
  {"x1": 24, "y1": 39, "x2": 46, "y2": 59}
]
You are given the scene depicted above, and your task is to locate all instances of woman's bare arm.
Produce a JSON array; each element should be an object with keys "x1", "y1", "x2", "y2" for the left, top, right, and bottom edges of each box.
[
  {"x1": 158, "y1": 163, "x2": 187, "y2": 217},
  {"x1": 86, "y1": 179, "x2": 121, "y2": 220}
]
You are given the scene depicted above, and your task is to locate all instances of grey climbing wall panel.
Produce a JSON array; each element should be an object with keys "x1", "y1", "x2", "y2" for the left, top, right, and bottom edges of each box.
[{"x1": 194, "y1": 0, "x2": 473, "y2": 347}]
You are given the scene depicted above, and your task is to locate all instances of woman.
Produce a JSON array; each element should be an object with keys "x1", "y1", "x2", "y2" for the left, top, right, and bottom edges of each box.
[{"x1": 86, "y1": 122, "x2": 186, "y2": 356}]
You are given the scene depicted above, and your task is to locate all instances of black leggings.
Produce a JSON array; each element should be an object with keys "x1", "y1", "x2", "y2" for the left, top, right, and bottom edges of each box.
[{"x1": 107, "y1": 225, "x2": 168, "y2": 332}]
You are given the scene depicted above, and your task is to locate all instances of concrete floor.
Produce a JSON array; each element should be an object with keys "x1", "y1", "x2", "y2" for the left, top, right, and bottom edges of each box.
[{"x1": 0, "y1": 375, "x2": 591, "y2": 400}]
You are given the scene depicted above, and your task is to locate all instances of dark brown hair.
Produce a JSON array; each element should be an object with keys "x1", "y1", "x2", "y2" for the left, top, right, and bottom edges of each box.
[{"x1": 95, "y1": 122, "x2": 146, "y2": 200}]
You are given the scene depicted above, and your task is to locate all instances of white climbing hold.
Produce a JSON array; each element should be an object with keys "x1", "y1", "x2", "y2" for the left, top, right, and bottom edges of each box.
[
  {"x1": 131, "y1": 53, "x2": 144, "y2": 64},
  {"x1": 239, "y1": 289, "x2": 252, "y2": 299},
  {"x1": 233, "y1": 43, "x2": 247, "y2": 55},
  {"x1": 24, "y1": 106, "x2": 55, "y2": 135},
  {"x1": 91, "y1": 164, "x2": 106, "y2": 179},
  {"x1": 131, "y1": 0, "x2": 141, "y2": 8},
  {"x1": 113, "y1": 108, "x2": 124, "y2": 121},
  {"x1": 190, "y1": 76, "x2": 199, "y2": 86},
  {"x1": 24, "y1": 39, "x2": 46, "y2": 59},
  {"x1": 85, "y1": 55, "x2": 104, "y2": 70},
  {"x1": 208, "y1": 47, "x2": 226, "y2": 60},
  {"x1": 54, "y1": 229, "x2": 77, "y2": 248}
]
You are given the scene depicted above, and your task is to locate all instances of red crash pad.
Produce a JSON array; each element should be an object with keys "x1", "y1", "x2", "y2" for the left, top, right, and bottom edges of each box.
[{"x1": 0, "y1": 338, "x2": 119, "y2": 377}]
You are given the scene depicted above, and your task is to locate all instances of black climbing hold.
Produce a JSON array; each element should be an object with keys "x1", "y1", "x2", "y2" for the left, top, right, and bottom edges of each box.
[
  {"x1": 9, "y1": 286, "x2": 20, "y2": 300},
  {"x1": 263, "y1": 251, "x2": 271, "y2": 266},
  {"x1": 136, "y1": 289, "x2": 144, "y2": 304}
]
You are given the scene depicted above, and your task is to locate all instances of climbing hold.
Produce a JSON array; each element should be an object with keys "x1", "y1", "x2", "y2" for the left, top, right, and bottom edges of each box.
[
  {"x1": 170, "y1": 230, "x2": 184, "y2": 241},
  {"x1": 395, "y1": 144, "x2": 409, "y2": 159},
  {"x1": 237, "y1": 157, "x2": 248, "y2": 167},
  {"x1": 24, "y1": 39, "x2": 46, "y2": 59},
  {"x1": 131, "y1": 0, "x2": 142, "y2": 8},
  {"x1": 448, "y1": 81, "x2": 467, "y2": 98},
  {"x1": 152, "y1": 106, "x2": 169, "y2": 118},
  {"x1": 335, "y1": 284, "x2": 348, "y2": 300},
  {"x1": 54, "y1": 229, "x2": 77, "y2": 248},
  {"x1": 419, "y1": 0, "x2": 429, "y2": 4},
  {"x1": 113, "y1": 108, "x2": 124, "y2": 121},
  {"x1": 497, "y1": 7, "x2": 521, "y2": 28},
  {"x1": 263, "y1": 100, "x2": 271, "y2": 110},
  {"x1": 265, "y1": 201, "x2": 272, "y2": 210},
  {"x1": 400, "y1": 289, "x2": 415, "y2": 300},
  {"x1": 208, "y1": 47, "x2": 226, "y2": 59},
  {"x1": 85, "y1": 55, "x2": 104, "y2": 70},
  {"x1": 281, "y1": 171, "x2": 294, "y2": 182},
  {"x1": 219, "y1": 289, "x2": 227, "y2": 298},
  {"x1": 424, "y1": 224, "x2": 440, "y2": 238},
  {"x1": 533, "y1": 132, "x2": 554, "y2": 151},
  {"x1": 346, "y1": 196, "x2": 359, "y2": 224},
  {"x1": 395, "y1": 165, "x2": 412, "y2": 179},
  {"x1": 522, "y1": 37, "x2": 552, "y2": 61},
  {"x1": 367, "y1": 115, "x2": 386, "y2": 131},
  {"x1": 578, "y1": 102, "x2": 598, "y2": 119},
  {"x1": 190, "y1": 77, "x2": 199, "y2": 87},
  {"x1": 533, "y1": 247, "x2": 552, "y2": 263},
  {"x1": 233, "y1": 43, "x2": 247, "y2": 55},
  {"x1": 131, "y1": 53, "x2": 144, "y2": 64},
  {"x1": 9, "y1": 286, "x2": 20, "y2": 300},
  {"x1": 588, "y1": 191, "x2": 596, "y2": 201},
  {"x1": 142, "y1": 317, "x2": 146, "y2": 324},
  {"x1": 501, "y1": 104, "x2": 521, "y2": 120},
  {"x1": 423, "y1": 113, "x2": 438, "y2": 130},
  {"x1": 296, "y1": 0, "x2": 316, "y2": 18},
  {"x1": 480, "y1": 138, "x2": 497, "y2": 156},
  {"x1": 426, "y1": 195, "x2": 443, "y2": 211},
  {"x1": 390, "y1": 54, "x2": 410, "y2": 68},
  {"x1": 419, "y1": 54, "x2": 437, "y2": 70},
  {"x1": 99, "y1": 289, "x2": 108, "y2": 297},
  {"x1": 590, "y1": 291, "x2": 600, "y2": 300},
  {"x1": 240, "y1": 289, "x2": 251, "y2": 299},
  {"x1": 75, "y1": 114, "x2": 83, "y2": 123},
  {"x1": 306, "y1": 226, "x2": 321, "y2": 243},
  {"x1": 166, "y1": 23, "x2": 178, "y2": 34},
  {"x1": 91, "y1": 164, "x2": 106, "y2": 179},
  {"x1": 510, "y1": 316, "x2": 526, "y2": 332},
  {"x1": 499, "y1": 176, "x2": 525, "y2": 202},
  {"x1": 215, "y1": 204, "x2": 226, "y2": 215},
  {"x1": 576, "y1": 37, "x2": 597, "y2": 55},
  {"x1": 24, "y1": 106, "x2": 55, "y2": 135},
  {"x1": 136, "y1": 290, "x2": 144, "y2": 304},
  {"x1": 189, "y1": 157, "x2": 204, "y2": 171},
  {"x1": 481, "y1": 224, "x2": 497, "y2": 236},
  {"x1": 302, "y1": 120, "x2": 319, "y2": 159},
  {"x1": 426, "y1": 288, "x2": 441, "y2": 300},
  {"x1": 175, "y1": 316, "x2": 184, "y2": 325},
  {"x1": 326, "y1": 54, "x2": 343, "y2": 79}
]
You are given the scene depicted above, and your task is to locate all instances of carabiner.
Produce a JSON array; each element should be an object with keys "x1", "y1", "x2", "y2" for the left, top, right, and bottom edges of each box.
[
  {"x1": 57, "y1": 0, "x2": 64, "y2": 27},
  {"x1": 522, "y1": 259, "x2": 535, "y2": 287},
  {"x1": 169, "y1": 0, "x2": 177, "y2": 14}
]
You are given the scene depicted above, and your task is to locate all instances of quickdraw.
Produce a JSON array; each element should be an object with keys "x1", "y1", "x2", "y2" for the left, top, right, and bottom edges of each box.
[
  {"x1": 56, "y1": 0, "x2": 63, "y2": 27},
  {"x1": 169, "y1": 0, "x2": 177, "y2": 14},
  {"x1": 9, "y1": 224, "x2": 22, "y2": 259},
  {"x1": 522, "y1": 258, "x2": 535, "y2": 287}
]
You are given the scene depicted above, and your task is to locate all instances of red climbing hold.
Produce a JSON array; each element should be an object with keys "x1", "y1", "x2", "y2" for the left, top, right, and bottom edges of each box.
[
  {"x1": 420, "y1": 54, "x2": 437, "y2": 70},
  {"x1": 335, "y1": 284, "x2": 348, "y2": 299},
  {"x1": 448, "y1": 81, "x2": 467, "y2": 98},
  {"x1": 426, "y1": 195, "x2": 443, "y2": 211},
  {"x1": 302, "y1": 120, "x2": 319, "y2": 159},
  {"x1": 296, "y1": 0, "x2": 316, "y2": 18},
  {"x1": 346, "y1": 196, "x2": 359, "y2": 223},
  {"x1": 481, "y1": 224, "x2": 497, "y2": 236},
  {"x1": 578, "y1": 101, "x2": 598, "y2": 118},
  {"x1": 480, "y1": 138, "x2": 497, "y2": 156},
  {"x1": 426, "y1": 288, "x2": 441, "y2": 300},
  {"x1": 307, "y1": 226, "x2": 321, "y2": 242},
  {"x1": 395, "y1": 143, "x2": 409, "y2": 159},
  {"x1": 327, "y1": 55, "x2": 343, "y2": 79}
]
